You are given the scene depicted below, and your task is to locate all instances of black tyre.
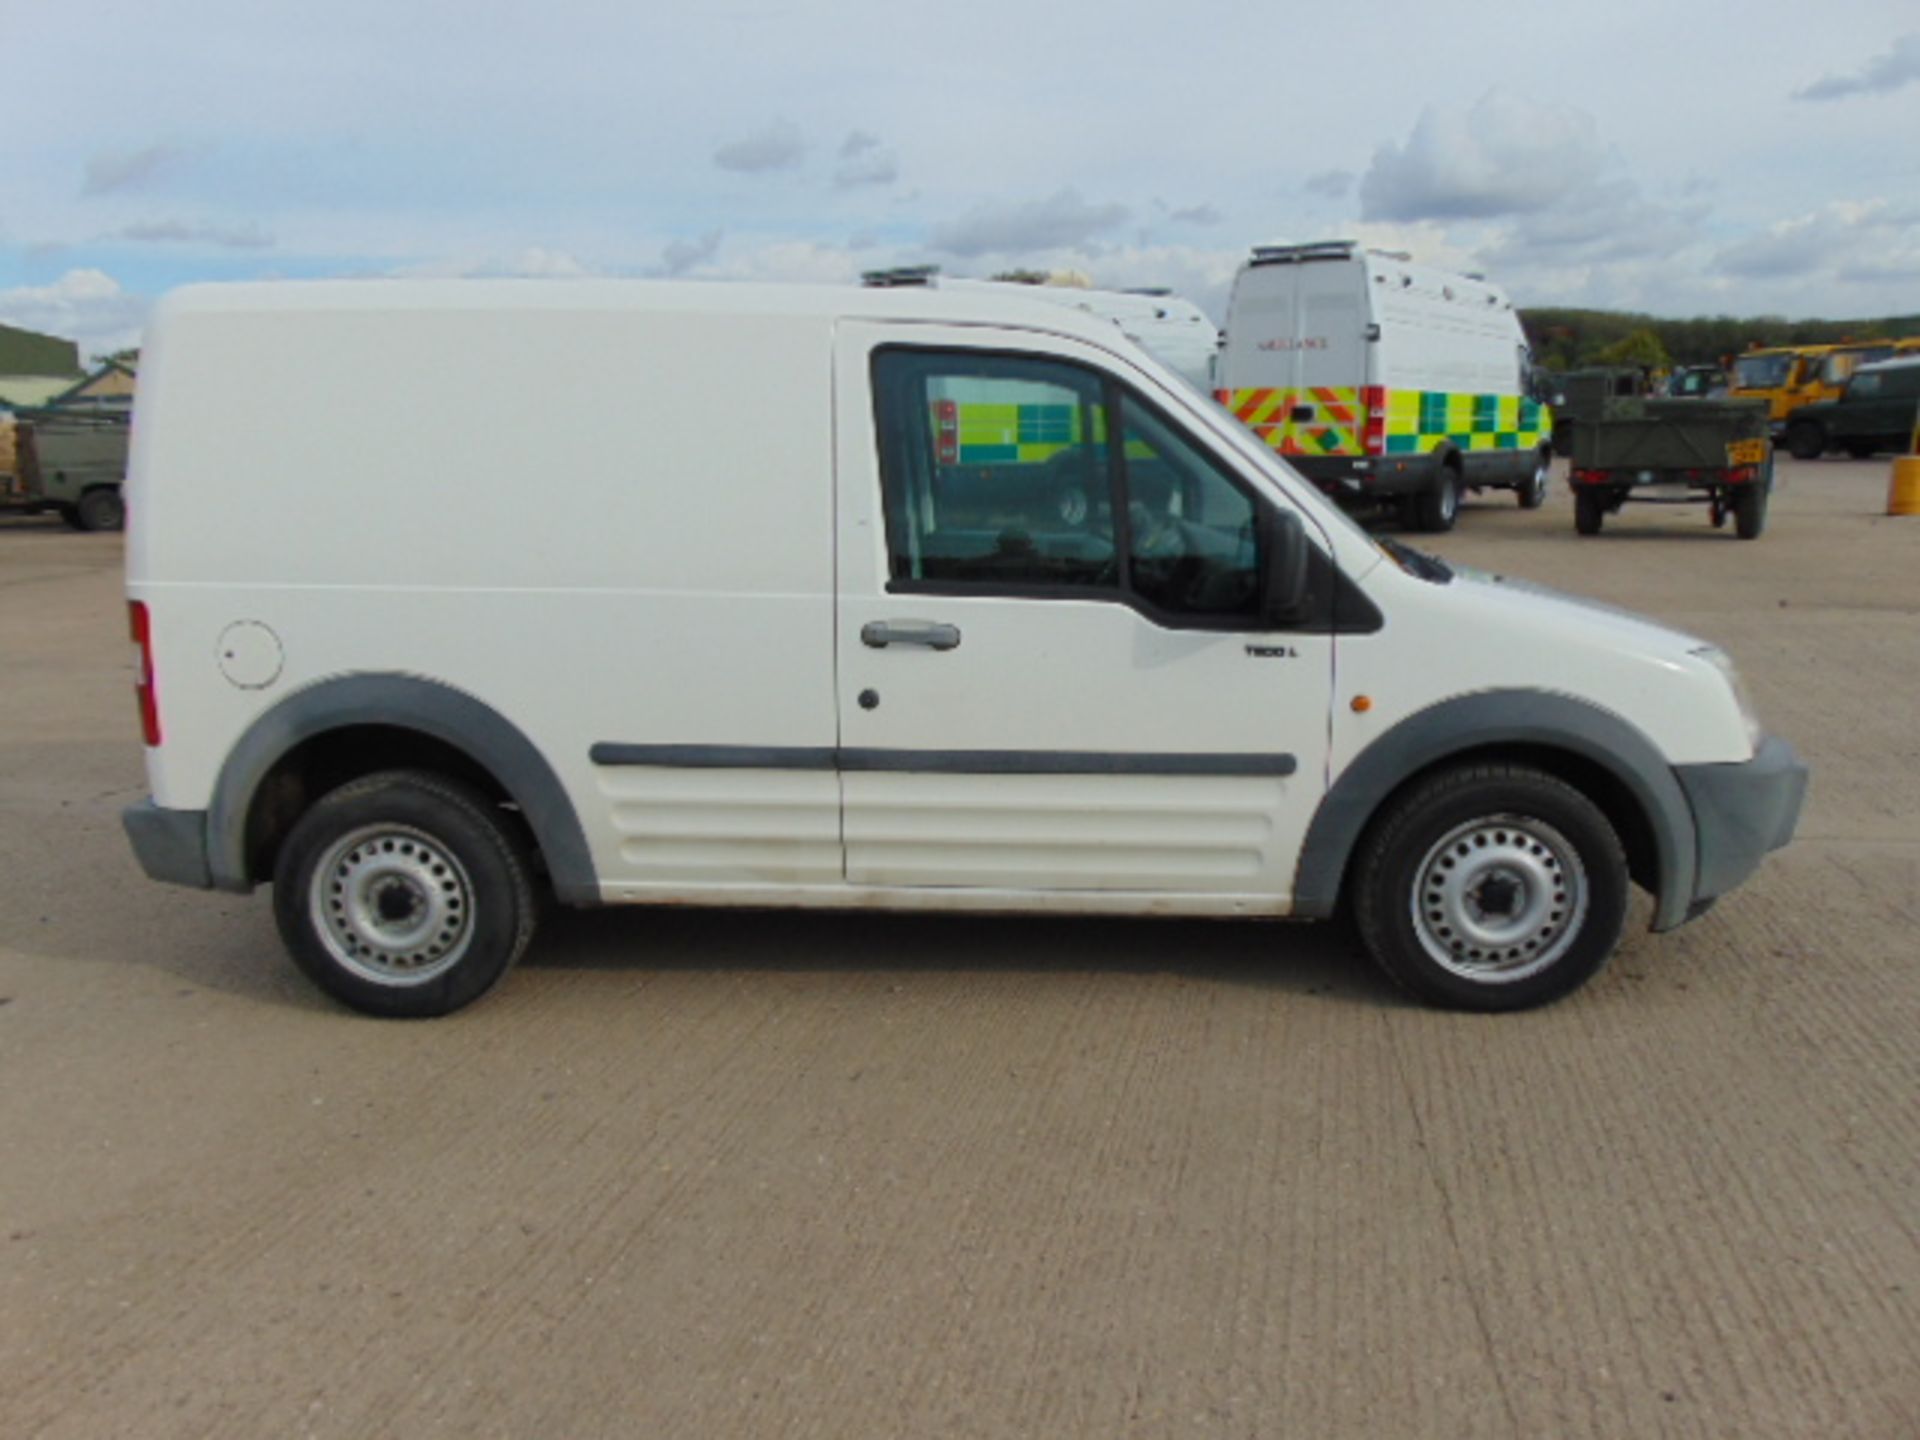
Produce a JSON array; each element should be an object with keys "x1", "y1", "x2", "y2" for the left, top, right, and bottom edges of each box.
[
  {"x1": 57, "y1": 504, "x2": 85, "y2": 531},
  {"x1": 1412, "y1": 465, "x2": 1460, "y2": 532},
  {"x1": 1352, "y1": 764, "x2": 1629, "y2": 1011},
  {"x1": 76, "y1": 487, "x2": 125, "y2": 532},
  {"x1": 1517, "y1": 450, "x2": 1550, "y2": 509},
  {"x1": 1733, "y1": 482, "x2": 1768, "y2": 540},
  {"x1": 1574, "y1": 489, "x2": 1605, "y2": 535},
  {"x1": 1785, "y1": 422, "x2": 1824, "y2": 461},
  {"x1": 272, "y1": 770, "x2": 537, "y2": 1017}
]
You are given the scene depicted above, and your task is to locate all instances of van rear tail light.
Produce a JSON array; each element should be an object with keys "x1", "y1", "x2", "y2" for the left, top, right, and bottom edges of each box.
[
  {"x1": 1362, "y1": 386, "x2": 1387, "y2": 456},
  {"x1": 935, "y1": 399, "x2": 958, "y2": 465},
  {"x1": 129, "y1": 600, "x2": 161, "y2": 746}
]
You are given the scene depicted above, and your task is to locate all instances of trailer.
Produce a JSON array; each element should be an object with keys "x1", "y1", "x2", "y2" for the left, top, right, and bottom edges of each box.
[{"x1": 1568, "y1": 397, "x2": 1772, "y2": 539}]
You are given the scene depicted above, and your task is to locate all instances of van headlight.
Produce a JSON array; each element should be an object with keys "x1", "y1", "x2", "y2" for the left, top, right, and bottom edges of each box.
[{"x1": 1692, "y1": 645, "x2": 1762, "y2": 753}]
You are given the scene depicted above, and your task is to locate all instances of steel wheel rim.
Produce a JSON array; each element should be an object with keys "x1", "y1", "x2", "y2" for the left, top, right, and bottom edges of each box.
[
  {"x1": 309, "y1": 823, "x2": 476, "y2": 987},
  {"x1": 1410, "y1": 814, "x2": 1588, "y2": 983},
  {"x1": 1440, "y1": 475, "x2": 1459, "y2": 523}
]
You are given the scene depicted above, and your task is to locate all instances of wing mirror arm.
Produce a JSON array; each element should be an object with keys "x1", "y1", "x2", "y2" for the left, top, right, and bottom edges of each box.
[{"x1": 1260, "y1": 506, "x2": 1312, "y2": 627}]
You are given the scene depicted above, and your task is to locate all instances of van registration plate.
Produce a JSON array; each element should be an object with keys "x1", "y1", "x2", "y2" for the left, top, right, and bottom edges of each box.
[{"x1": 1727, "y1": 439, "x2": 1768, "y2": 466}]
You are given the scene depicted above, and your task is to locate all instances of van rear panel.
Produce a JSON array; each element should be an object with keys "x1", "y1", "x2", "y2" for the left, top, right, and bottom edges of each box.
[{"x1": 127, "y1": 288, "x2": 842, "y2": 843}]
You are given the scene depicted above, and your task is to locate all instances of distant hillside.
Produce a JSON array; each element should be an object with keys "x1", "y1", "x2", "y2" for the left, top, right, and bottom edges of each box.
[{"x1": 1520, "y1": 308, "x2": 1920, "y2": 370}]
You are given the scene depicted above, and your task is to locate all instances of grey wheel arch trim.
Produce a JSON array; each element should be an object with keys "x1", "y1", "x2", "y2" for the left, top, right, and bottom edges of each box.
[
  {"x1": 1293, "y1": 690, "x2": 1698, "y2": 932},
  {"x1": 206, "y1": 673, "x2": 597, "y2": 904}
]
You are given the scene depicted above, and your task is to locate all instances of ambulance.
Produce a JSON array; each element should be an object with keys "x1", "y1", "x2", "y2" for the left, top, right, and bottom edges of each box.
[{"x1": 1215, "y1": 241, "x2": 1552, "y2": 531}]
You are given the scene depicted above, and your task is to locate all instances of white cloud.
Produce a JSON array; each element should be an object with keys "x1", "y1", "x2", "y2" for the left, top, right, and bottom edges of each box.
[
  {"x1": 0, "y1": 269, "x2": 148, "y2": 358},
  {"x1": 1716, "y1": 200, "x2": 1920, "y2": 284},
  {"x1": 713, "y1": 122, "x2": 806, "y2": 174},
  {"x1": 931, "y1": 188, "x2": 1130, "y2": 258},
  {"x1": 1359, "y1": 91, "x2": 1605, "y2": 222},
  {"x1": 1795, "y1": 33, "x2": 1920, "y2": 101}
]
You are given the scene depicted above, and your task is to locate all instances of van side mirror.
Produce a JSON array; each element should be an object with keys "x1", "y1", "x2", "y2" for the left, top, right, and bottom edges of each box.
[{"x1": 1261, "y1": 506, "x2": 1311, "y2": 626}]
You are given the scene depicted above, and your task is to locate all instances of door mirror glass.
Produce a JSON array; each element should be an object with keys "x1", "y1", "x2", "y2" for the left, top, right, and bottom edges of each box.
[{"x1": 1262, "y1": 507, "x2": 1310, "y2": 625}]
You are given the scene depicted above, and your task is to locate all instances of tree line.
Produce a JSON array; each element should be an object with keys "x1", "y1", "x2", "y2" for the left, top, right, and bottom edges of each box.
[{"x1": 1521, "y1": 308, "x2": 1920, "y2": 373}]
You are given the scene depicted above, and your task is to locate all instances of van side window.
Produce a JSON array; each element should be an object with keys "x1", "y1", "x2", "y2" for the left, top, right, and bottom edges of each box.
[
  {"x1": 871, "y1": 347, "x2": 1267, "y2": 625},
  {"x1": 1116, "y1": 397, "x2": 1261, "y2": 620},
  {"x1": 871, "y1": 351, "x2": 1118, "y2": 590}
]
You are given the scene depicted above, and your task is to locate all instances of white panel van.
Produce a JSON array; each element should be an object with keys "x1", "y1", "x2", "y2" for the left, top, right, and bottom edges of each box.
[
  {"x1": 122, "y1": 281, "x2": 1804, "y2": 1017},
  {"x1": 1217, "y1": 241, "x2": 1554, "y2": 531}
]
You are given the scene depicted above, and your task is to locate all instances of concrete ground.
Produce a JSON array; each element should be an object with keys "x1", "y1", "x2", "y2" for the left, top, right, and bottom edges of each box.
[{"x1": 1, "y1": 457, "x2": 1915, "y2": 1439}]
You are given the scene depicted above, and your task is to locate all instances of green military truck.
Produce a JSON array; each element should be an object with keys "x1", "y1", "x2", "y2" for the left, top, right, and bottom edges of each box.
[
  {"x1": 1548, "y1": 366, "x2": 1648, "y2": 457},
  {"x1": 1781, "y1": 357, "x2": 1920, "y2": 459},
  {"x1": 1568, "y1": 397, "x2": 1773, "y2": 539},
  {"x1": 0, "y1": 405, "x2": 130, "y2": 530}
]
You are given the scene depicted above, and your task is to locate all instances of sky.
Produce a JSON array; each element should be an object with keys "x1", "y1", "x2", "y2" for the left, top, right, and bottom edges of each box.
[{"x1": 3, "y1": 0, "x2": 1917, "y2": 359}]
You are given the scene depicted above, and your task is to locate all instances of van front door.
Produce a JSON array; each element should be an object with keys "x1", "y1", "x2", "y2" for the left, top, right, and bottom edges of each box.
[{"x1": 832, "y1": 326, "x2": 1335, "y2": 907}]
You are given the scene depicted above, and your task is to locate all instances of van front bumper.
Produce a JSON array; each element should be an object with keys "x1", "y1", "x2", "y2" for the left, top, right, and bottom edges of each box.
[
  {"x1": 1674, "y1": 735, "x2": 1807, "y2": 913},
  {"x1": 123, "y1": 801, "x2": 214, "y2": 890}
]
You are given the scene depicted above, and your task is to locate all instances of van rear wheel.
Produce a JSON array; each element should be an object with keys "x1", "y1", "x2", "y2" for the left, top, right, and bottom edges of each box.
[
  {"x1": 273, "y1": 769, "x2": 536, "y2": 1017},
  {"x1": 1352, "y1": 764, "x2": 1628, "y2": 1011},
  {"x1": 1412, "y1": 466, "x2": 1460, "y2": 532},
  {"x1": 1517, "y1": 451, "x2": 1549, "y2": 509}
]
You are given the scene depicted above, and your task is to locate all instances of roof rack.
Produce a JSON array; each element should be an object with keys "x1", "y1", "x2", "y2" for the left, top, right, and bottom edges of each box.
[
  {"x1": 860, "y1": 265, "x2": 941, "y2": 288},
  {"x1": 1248, "y1": 240, "x2": 1357, "y2": 267}
]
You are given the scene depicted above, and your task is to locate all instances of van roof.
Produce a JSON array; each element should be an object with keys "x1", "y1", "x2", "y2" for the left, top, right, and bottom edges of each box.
[{"x1": 152, "y1": 278, "x2": 1144, "y2": 352}]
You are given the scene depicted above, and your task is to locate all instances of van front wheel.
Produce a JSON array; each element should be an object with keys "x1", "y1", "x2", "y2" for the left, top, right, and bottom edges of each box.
[
  {"x1": 1352, "y1": 765, "x2": 1628, "y2": 1011},
  {"x1": 273, "y1": 770, "x2": 536, "y2": 1017}
]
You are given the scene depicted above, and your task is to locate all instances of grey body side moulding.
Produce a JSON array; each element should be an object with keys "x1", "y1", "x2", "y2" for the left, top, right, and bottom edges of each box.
[
  {"x1": 590, "y1": 744, "x2": 1298, "y2": 777},
  {"x1": 207, "y1": 674, "x2": 599, "y2": 905},
  {"x1": 1292, "y1": 690, "x2": 1699, "y2": 932}
]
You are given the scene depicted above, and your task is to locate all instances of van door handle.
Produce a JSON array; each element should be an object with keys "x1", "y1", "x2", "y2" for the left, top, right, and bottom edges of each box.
[{"x1": 861, "y1": 620, "x2": 962, "y2": 651}]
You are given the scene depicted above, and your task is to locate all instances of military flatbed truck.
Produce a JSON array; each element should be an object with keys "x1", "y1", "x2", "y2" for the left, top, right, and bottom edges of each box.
[
  {"x1": 0, "y1": 406, "x2": 130, "y2": 530},
  {"x1": 1568, "y1": 397, "x2": 1773, "y2": 539}
]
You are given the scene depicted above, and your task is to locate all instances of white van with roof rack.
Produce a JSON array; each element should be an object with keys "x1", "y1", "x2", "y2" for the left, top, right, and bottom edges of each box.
[
  {"x1": 123, "y1": 278, "x2": 1802, "y2": 1017},
  {"x1": 1216, "y1": 240, "x2": 1553, "y2": 531},
  {"x1": 863, "y1": 267, "x2": 1220, "y2": 392}
]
